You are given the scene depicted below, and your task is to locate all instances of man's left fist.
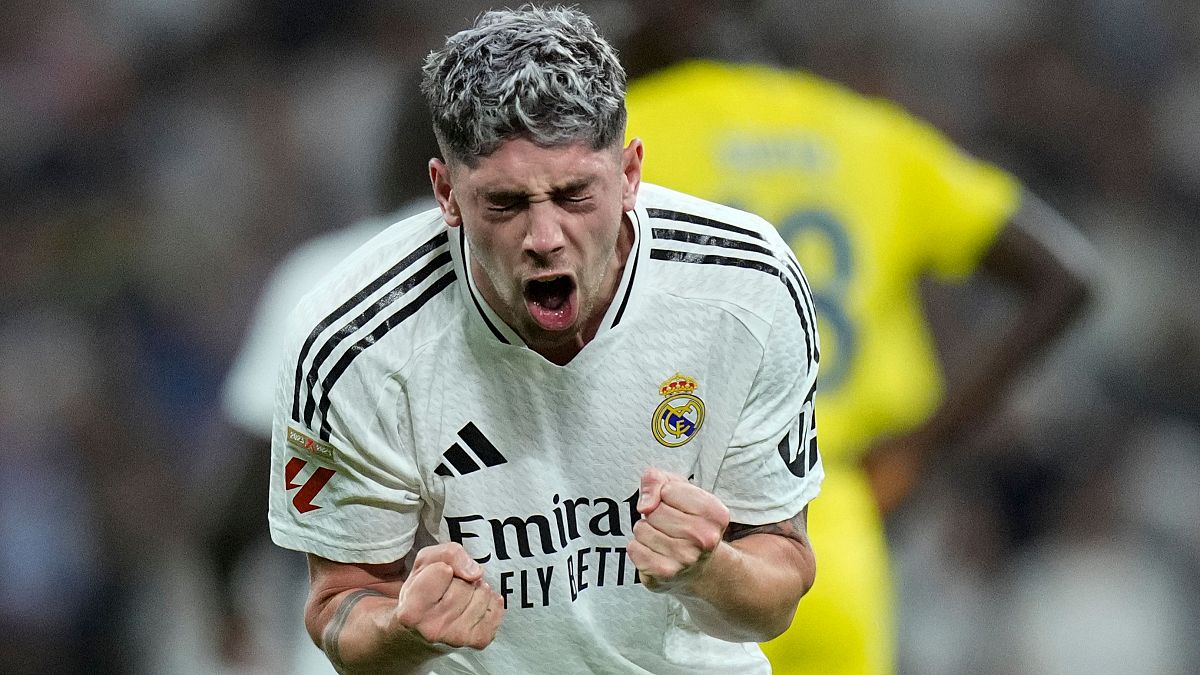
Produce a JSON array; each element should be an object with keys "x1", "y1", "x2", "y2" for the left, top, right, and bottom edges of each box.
[{"x1": 628, "y1": 467, "x2": 730, "y2": 591}]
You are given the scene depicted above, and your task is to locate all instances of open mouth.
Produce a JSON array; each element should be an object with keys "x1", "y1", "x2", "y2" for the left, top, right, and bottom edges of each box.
[{"x1": 524, "y1": 275, "x2": 577, "y2": 331}]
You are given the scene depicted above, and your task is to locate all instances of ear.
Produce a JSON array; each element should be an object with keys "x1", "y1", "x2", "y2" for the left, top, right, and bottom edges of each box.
[
  {"x1": 620, "y1": 138, "x2": 644, "y2": 213},
  {"x1": 429, "y1": 158, "x2": 462, "y2": 228}
]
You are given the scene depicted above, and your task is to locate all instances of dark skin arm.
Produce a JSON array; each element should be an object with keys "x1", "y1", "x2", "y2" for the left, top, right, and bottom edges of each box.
[{"x1": 864, "y1": 189, "x2": 1098, "y2": 513}]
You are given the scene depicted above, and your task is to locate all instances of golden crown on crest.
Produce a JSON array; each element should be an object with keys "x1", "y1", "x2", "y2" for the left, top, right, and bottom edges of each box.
[{"x1": 658, "y1": 373, "x2": 698, "y2": 398}]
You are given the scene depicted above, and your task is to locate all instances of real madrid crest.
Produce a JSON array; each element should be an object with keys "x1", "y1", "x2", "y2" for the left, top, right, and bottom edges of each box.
[{"x1": 652, "y1": 372, "x2": 705, "y2": 447}]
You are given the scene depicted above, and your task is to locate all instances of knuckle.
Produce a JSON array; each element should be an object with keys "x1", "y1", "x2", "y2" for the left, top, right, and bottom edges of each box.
[
  {"x1": 419, "y1": 561, "x2": 452, "y2": 584},
  {"x1": 658, "y1": 481, "x2": 674, "y2": 501},
  {"x1": 393, "y1": 604, "x2": 421, "y2": 628},
  {"x1": 626, "y1": 540, "x2": 648, "y2": 564},
  {"x1": 698, "y1": 529, "x2": 721, "y2": 551},
  {"x1": 661, "y1": 559, "x2": 683, "y2": 578},
  {"x1": 714, "y1": 503, "x2": 730, "y2": 527}
]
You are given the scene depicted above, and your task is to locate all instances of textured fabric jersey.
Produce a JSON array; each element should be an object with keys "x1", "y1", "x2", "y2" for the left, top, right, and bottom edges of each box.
[
  {"x1": 626, "y1": 61, "x2": 1020, "y2": 675},
  {"x1": 269, "y1": 183, "x2": 823, "y2": 674}
]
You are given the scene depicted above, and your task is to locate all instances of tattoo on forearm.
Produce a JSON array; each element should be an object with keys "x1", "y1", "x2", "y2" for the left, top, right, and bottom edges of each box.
[
  {"x1": 724, "y1": 507, "x2": 810, "y2": 548},
  {"x1": 323, "y1": 589, "x2": 388, "y2": 668}
]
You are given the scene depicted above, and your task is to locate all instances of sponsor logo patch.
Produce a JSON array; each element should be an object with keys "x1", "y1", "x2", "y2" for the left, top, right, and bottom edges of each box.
[{"x1": 287, "y1": 426, "x2": 337, "y2": 462}]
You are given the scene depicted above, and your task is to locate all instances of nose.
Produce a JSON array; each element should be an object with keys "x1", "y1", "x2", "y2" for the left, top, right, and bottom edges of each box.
[{"x1": 524, "y1": 202, "x2": 566, "y2": 259}]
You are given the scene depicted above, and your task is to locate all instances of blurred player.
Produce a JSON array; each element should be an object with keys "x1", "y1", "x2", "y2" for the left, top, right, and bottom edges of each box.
[
  {"x1": 625, "y1": 59, "x2": 1095, "y2": 674},
  {"x1": 211, "y1": 71, "x2": 440, "y2": 671}
]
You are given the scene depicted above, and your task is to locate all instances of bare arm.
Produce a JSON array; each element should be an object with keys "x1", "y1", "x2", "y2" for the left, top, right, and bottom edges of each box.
[
  {"x1": 629, "y1": 469, "x2": 816, "y2": 642},
  {"x1": 865, "y1": 189, "x2": 1099, "y2": 512},
  {"x1": 304, "y1": 544, "x2": 505, "y2": 674}
]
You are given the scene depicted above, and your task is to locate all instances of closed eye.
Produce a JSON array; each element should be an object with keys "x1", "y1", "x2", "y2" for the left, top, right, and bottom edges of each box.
[
  {"x1": 557, "y1": 194, "x2": 593, "y2": 211},
  {"x1": 487, "y1": 199, "x2": 526, "y2": 213}
]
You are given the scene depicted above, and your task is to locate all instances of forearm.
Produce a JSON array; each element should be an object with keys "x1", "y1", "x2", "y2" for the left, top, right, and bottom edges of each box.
[
  {"x1": 921, "y1": 288, "x2": 1082, "y2": 446},
  {"x1": 308, "y1": 588, "x2": 440, "y2": 675},
  {"x1": 670, "y1": 531, "x2": 815, "y2": 642},
  {"x1": 925, "y1": 198, "x2": 1095, "y2": 446}
]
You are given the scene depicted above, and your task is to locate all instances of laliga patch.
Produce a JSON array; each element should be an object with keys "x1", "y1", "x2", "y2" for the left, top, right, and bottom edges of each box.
[
  {"x1": 287, "y1": 426, "x2": 337, "y2": 462},
  {"x1": 651, "y1": 372, "x2": 705, "y2": 447}
]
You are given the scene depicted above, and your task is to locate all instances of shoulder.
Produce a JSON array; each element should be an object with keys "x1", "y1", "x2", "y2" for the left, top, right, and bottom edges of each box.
[
  {"x1": 286, "y1": 207, "x2": 461, "y2": 366},
  {"x1": 636, "y1": 183, "x2": 814, "y2": 335},
  {"x1": 638, "y1": 183, "x2": 802, "y2": 289}
]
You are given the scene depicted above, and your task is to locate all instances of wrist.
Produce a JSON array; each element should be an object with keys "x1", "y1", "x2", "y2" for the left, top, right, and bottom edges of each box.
[{"x1": 327, "y1": 594, "x2": 441, "y2": 675}]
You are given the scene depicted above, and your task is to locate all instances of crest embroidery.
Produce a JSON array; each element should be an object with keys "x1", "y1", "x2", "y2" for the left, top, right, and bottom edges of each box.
[{"x1": 651, "y1": 373, "x2": 705, "y2": 447}]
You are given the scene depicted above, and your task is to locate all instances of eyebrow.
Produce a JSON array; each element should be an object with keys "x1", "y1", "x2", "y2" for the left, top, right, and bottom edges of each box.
[{"x1": 481, "y1": 177, "x2": 595, "y2": 203}]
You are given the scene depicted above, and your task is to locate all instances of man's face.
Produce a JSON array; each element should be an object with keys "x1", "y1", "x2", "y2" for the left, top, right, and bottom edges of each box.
[{"x1": 431, "y1": 136, "x2": 643, "y2": 358}]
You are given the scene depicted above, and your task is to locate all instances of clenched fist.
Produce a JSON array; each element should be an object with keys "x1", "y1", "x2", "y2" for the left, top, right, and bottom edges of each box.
[
  {"x1": 391, "y1": 543, "x2": 505, "y2": 649},
  {"x1": 628, "y1": 468, "x2": 730, "y2": 592}
]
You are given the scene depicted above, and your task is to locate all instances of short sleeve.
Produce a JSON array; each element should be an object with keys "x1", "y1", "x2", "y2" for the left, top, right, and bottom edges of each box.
[
  {"x1": 885, "y1": 105, "x2": 1022, "y2": 279},
  {"x1": 718, "y1": 262, "x2": 823, "y2": 525},
  {"x1": 267, "y1": 298, "x2": 424, "y2": 564}
]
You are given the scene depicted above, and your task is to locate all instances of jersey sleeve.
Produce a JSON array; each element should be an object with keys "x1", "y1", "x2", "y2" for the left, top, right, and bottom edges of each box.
[
  {"x1": 885, "y1": 104, "x2": 1022, "y2": 279},
  {"x1": 717, "y1": 255, "x2": 823, "y2": 525},
  {"x1": 267, "y1": 297, "x2": 424, "y2": 565}
]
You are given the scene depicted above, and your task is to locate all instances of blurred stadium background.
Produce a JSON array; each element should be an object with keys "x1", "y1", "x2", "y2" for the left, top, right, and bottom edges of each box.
[{"x1": 2, "y1": 1, "x2": 1198, "y2": 673}]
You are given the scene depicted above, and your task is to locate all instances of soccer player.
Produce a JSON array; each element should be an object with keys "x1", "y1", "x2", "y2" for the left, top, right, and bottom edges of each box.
[
  {"x1": 270, "y1": 6, "x2": 824, "y2": 674},
  {"x1": 625, "y1": 60, "x2": 1095, "y2": 674}
]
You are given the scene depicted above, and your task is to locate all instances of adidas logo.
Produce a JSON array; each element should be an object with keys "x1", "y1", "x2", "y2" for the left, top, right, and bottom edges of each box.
[{"x1": 435, "y1": 422, "x2": 508, "y2": 477}]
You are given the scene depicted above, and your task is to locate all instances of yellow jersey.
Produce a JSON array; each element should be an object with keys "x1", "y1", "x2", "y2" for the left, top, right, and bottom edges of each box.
[{"x1": 627, "y1": 60, "x2": 1020, "y2": 674}]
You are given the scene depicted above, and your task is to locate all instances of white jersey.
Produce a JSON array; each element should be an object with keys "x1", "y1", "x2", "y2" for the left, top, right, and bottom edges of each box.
[{"x1": 269, "y1": 183, "x2": 823, "y2": 674}]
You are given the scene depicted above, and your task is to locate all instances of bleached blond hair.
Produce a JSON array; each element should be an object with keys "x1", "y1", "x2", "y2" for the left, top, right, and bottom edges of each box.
[{"x1": 421, "y1": 4, "x2": 627, "y2": 166}]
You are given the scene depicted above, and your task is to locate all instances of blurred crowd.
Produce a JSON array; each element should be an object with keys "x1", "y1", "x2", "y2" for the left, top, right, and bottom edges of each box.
[{"x1": 2, "y1": 1, "x2": 1197, "y2": 673}]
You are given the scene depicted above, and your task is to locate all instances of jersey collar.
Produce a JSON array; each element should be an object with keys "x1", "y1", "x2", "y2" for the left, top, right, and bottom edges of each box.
[{"x1": 450, "y1": 203, "x2": 649, "y2": 349}]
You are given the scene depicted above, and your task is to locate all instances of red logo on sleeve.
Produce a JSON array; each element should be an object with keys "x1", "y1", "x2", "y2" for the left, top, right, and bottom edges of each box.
[{"x1": 284, "y1": 457, "x2": 336, "y2": 514}]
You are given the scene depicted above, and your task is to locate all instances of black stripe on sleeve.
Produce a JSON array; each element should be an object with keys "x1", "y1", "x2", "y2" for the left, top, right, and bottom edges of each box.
[
  {"x1": 649, "y1": 248, "x2": 781, "y2": 276},
  {"x1": 644, "y1": 207, "x2": 818, "y2": 366},
  {"x1": 647, "y1": 208, "x2": 818, "y2": 349},
  {"x1": 291, "y1": 231, "x2": 448, "y2": 421},
  {"x1": 650, "y1": 228, "x2": 775, "y2": 258},
  {"x1": 646, "y1": 208, "x2": 766, "y2": 241},
  {"x1": 650, "y1": 246, "x2": 816, "y2": 368},
  {"x1": 778, "y1": 272, "x2": 816, "y2": 366},
  {"x1": 315, "y1": 270, "x2": 456, "y2": 440},
  {"x1": 781, "y1": 256, "x2": 820, "y2": 362},
  {"x1": 301, "y1": 251, "x2": 452, "y2": 427}
]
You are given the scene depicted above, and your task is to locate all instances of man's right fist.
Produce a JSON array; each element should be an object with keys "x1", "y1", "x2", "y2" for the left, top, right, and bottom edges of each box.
[{"x1": 391, "y1": 543, "x2": 505, "y2": 649}]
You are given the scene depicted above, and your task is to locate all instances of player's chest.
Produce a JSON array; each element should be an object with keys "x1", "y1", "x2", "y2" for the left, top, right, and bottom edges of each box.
[{"x1": 405, "y1": 333, "x2": 753, "y2": 492}]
